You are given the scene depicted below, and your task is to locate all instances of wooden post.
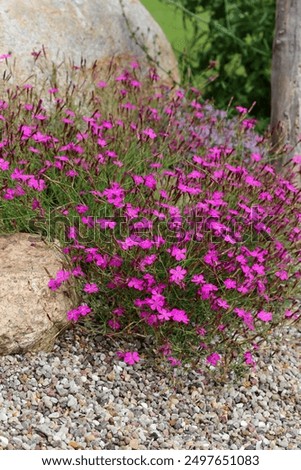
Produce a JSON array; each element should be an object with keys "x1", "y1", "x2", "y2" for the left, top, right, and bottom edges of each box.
[{"x1": 271, "y1": 0, "x2": 301, "y2": 184}]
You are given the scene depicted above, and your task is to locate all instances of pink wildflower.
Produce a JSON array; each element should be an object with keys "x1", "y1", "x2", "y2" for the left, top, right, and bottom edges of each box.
[
  {"x1": 244, "y1": 351, "x2": 256, "y2": 367},
  {"x1": 191, "y1": 273, "x2": 205, "y2": 285},
  {"x1": 167, "y1": 246, "x2": 187, "y2": 261},
  {"x1": 169, "y1": 266, "x2": 187, "y2": 284},
  {"x1": 207, "y1": 353, "x2": 221, "y2": 366},
  {"x1": 108, "y1": 319, "x2": 121, "y2": 330},
  {"x1": 275, "y1": 270, "x2": 288, "y2": 280},
  {"x1": 123, "y1": 352, "x2": 140, "y2": 365},
  {"x1": 83, "y1": 283, "x2": 99, "y2": 294},
  {"x1": 257, "y1": 310, "x2": 273, "y2": 322},
  {"x1": 224, "y1": 279, "x2": 237, "y2": 289},
  {"x1": 143, "y1": 128, "x2": 157, "y2": 139},
  {"x1": 170, "y1": 308, "x2": 189, "y2": 324}
]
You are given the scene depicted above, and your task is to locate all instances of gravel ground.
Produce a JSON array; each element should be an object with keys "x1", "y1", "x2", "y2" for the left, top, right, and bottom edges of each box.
[{"x1": 0, "y1": 323, "x2": 300, "y2": 450}]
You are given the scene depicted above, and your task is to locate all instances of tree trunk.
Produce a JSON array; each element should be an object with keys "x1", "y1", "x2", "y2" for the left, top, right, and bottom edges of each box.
[{"x1": 271, "y1": 0, "x2": 301, "y2": 184}]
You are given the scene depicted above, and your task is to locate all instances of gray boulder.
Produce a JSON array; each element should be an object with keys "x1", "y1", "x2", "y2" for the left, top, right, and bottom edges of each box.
[
  {"x1": 0, "y1": 0, "x2": 179, "y2": 93},
  {"x1": 0, "y1": 233, "x2": 76, "y2": 355}
]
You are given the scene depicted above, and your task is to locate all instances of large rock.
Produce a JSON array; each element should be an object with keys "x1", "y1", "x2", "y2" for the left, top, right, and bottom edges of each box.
[
  {"x1": 0, "y1": 233, "x2": 76, "y2": 355},
  {"x1": 0, "y1": 0, "x2": 179, "y2": 93}
]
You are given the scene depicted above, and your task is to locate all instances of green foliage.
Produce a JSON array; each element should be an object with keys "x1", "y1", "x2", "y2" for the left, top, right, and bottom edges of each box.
[{"x1": 161, "y1": 0, "x2": 275, "y2": 126}]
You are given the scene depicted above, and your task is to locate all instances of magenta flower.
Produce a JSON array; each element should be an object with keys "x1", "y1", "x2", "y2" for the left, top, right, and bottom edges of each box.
[
  {"x1": 206, "y1": 353, "x2": 221, "y2": 366},
  {"x1": 170, "y1": 308, "x2": 189, "y2": 324},
  {"x1": 103, "y1": 182, "x2": 125, "y2": 207},
  {"x1": 123, "y1": 352, "x2": 140, "y2": 365},
  {"x1": 83, "y1": 283, "x2": 99, "y2": 294},
  {"x1": 96, "y1": 80, "x2": 107, "y2": 88},
  {"x1": 0, "y1": 158, "x2": 9, "y2": 170},
  {"x1": 168, "y1": 246, "x2": 187, "y2": 261},
  {"x1": 215, "y1": 298, "x2": 230, "y2": 310},
  {"x1": 143, "y1": 128, "x2": 157, "y2": 139},
  {"x1": 199, "y1": 283, "x2": 218, "y2": 300},
  {"x1": 67, "y1": 304, "x2": 91, "y2": 321},
  {"x1": 158, "y1": 308, "x2": 173, "y2": 322},
  {"x1": 72, "y1": 266, "x2": 85, "y2": 277},
  {"x1": 252, "y1": 264, "x2": 265, "y2": 275},
  {"x1": 127, "y1": 277, "x2": 145, "y2": 291},
  {"x1": 167, "y1": 356, "x2": 182, "y2": 367},
  {"x1": 108, "y1": 319, "x2": 121, "y2": 330},
  {"x1": 147, "y1": 293, "x2": 165, "y2": 311},
  {"x1": 257, "y1": 310, "x2": 273, "y2": 322},
  {"x1": 67, "y1": 226, "x2": 77, "y2": 240},
  {"x1": 245, "y1": 175, "x2": 262, "y2": 187},
  {"x1": 224, "y1": 278, "x2": 237, "y2": 289},
  {"x1": 169, "y1": 266, "x2": 187, "y2": 284},
  {"x1": 191, "y1": 273, "x2": 205, "y2": 285},
  {"x1": 76, "y1": 204, "x2": 89, "y2": 214},
  {"x1": 244, "y1": 351, "x2": 256, "y2": 367},
  {"x1": 275, "y1": 270, "x2": 288, "y2": 280}
]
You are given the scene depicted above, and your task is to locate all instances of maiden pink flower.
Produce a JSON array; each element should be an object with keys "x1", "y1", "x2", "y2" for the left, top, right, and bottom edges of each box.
[
  {"x1": 244, "y1": 351, "x2": 256, "y2": 367},
  {"x1": 167, "y1": 246, "x2": 187, "y2": 261},
  {"x1": 257, "y1": 310, "x2": 273, "y2": 322},
  {"x1": 170, "y1": 308, "x2": 189, "y2": 324},
  {"x1": 108, "y1": 319, "x2": 121, "y2": 330},
  {"x1": 83, "y1": 283, "x2": 99, "y2": 294},
  {"x1": 206, "y1": 352, "x2": 221, "y2": 366},
  {"x1": 123, "y1": 352, "x2": 140, "y2": 365},
  {"x1": 224, "y1": 278, "x2": 237, "y2": 289},
  {"x1": 143, "y1": 128, "x2": 157, "y2": 139},
  {"x1": 169, "y1": 266, "x2": 187, "y2": 284}
]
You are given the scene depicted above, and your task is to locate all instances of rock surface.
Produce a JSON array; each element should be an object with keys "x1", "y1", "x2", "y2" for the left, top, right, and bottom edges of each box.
[
  {"x1": 0, "y1": 0, "x2": 179, "y2": 93},
  {"x1": 0, "y1": 233, "x2": 74, "y2": 355}
]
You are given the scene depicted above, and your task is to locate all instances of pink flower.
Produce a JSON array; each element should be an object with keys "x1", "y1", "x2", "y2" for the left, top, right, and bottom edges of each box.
[
  {"x1": 67, "y1": 304, "x2": 91, "y2": 321},
  {"x1": 215, "y1": 298, "x2": 230, "y2": 310},
  {"x1": 245, "y1": 175, "x2": 262, "y2": 187},
  {"x1": 72, "y1": 266, "x2": 85, "y2": 277},
  {"x1": 0, "y1": 158, "x2": 9, "y2": 170},
  {"x1": 103, "y1": 182, "x2": 125, "y2": 207},
  {"x1": 83, "y1": 283, "x2": 99, "y2": 294},
  {"x1": 204, "y1": 249, "x2": 218, "y2": 266},
  {"x1": 127, "y1": 277, "x2": 145, "y2": 291},
  {"x1": 236, "y1": 106, "x2": 248, "y2": 114},
  {"x1": 244, "y1": 351, "x2": 256, "y2": 367},
  {"x1": 196, "y1": 326, "x2": 206, "y2": 337},
  {"x1": 167, "y1": 356, "x2": 182, "y2": 367},
  {"x1": 169, "y1": 266, "x2": 187, "y2": 284},
  {"x1": 191, "y1": 273, "x2": 205, "y2": 285},
  {"x1": 167, "y1": 246, "x2": 187, "y2": 261},
  {"x1": 67, "y1": 226, "x2": 77, "y2": 240},
  {"x1": 147, "y1": 293, "x2": 165, "y2": 311},
  {"x1": 206, "y1": 353, "x2": 221, "y2": 366},
  {"x1": 158, "y1": 308, "x2": 173, "y2": 321},
  {"x1": 275, "y1": 270, "x2": 288, "y2": 280},
  {"x1": 76, "y1": 204, "x2": 89, "y2": 214},
  {"x1": 224, "y1": 278, "x2": 237, "y2": 289},
  {"x1": 252, "y1": 264, "x2": 265, "y2": 275},
  {"x1": 108, "y1": 319, "x2": 121, "y2": 330},
  {"x1": 123, "y1": 352, "x2": 140, "y2": 365},
  {"x1": 143, "y1": 128, "x2": 157, "y2": 139},
  {"x1": 292, "y1": 155, "x2": 301, "y2": 164},
  {"x1": 96, "y1": 80, "x2": 107, "y2": 88},
  {"x1": 257, "y1": 310, "x2": 273, "y2": 322},
  {"x1": 199, "y1": 283, "x2": 218, "y2": 300},
  {"x1": 170, "y1": 308, "x2": 189, "y2": 324}
]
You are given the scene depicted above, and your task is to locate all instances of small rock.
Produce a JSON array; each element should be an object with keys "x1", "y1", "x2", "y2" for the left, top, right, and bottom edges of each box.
[
  {"x1": 0, "y1": 436, "x2": 9, "y2": 448},
  {"x1": 67, "y1": 395, "x2": 78, "y2": 410},
  {"x1": 130, "y1": 439, "x2": 139, "y2": 450}
]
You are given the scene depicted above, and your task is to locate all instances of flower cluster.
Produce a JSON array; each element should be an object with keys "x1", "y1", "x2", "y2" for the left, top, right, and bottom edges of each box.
[{"x1": 0, "y1": 54, "x2": 300, "y2": 373}]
